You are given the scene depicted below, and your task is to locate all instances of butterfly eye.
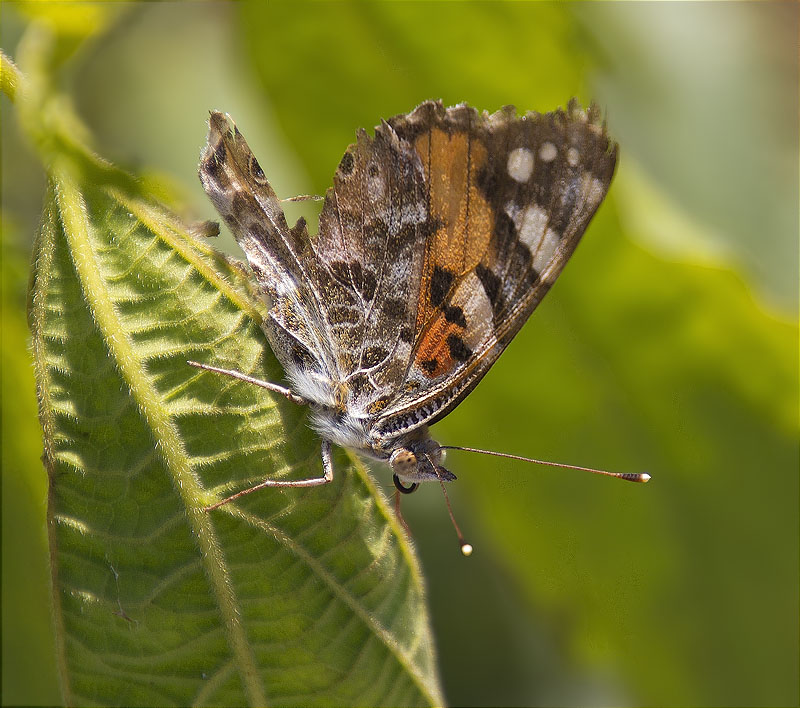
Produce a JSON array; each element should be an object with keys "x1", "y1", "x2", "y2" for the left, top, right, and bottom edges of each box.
[
  {"x1": 389, "y1": 449, "x2": 420, "y2": 494},
  {"x1": 389, "y1": 448, "x2": 417, "y2": 473}
]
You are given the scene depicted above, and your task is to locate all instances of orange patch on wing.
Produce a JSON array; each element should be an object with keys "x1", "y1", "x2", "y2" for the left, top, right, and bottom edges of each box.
[
  {"x1": 414, "y1": 314, "x2": 470, "y2": 379},
  {"x1": 414, "y1": 128, "x2": 495, "y2": 332},
  {"x1": 415, "y1": 128, "x2": 493, "y2": 271}
]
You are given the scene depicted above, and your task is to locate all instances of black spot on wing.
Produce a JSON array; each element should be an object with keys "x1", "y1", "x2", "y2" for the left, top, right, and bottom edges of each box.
[
  {"x1": 212, "y1": 138, "x2": 227, "y2": 163},
  {"x1": 430, "y1": 265, "x2": 455, "y2": 307},
  {"x1": 329, "y1": 261, "x2": 350, "y2": 282},
  {"x1": 443, "y1": 305, "x2": 467, "y2": 328},
  {"x1": 446, "y1": 334, "x2": 472, "y2": 361},
  {"x1": 348, "y1": 372, "x2": 374, "y2": 398},
  {"x1": 421, "y1": 359, "x2": 438, "y2": 374},
  {"x1": 327, "y1": 306, "x2": 361, "y2": 326},
  {"x1": 357, "y1": 269, "x2": 377, "y2": 302},
  {"x1": 291, "y1": 344, "x2": 316, "y2": 369},
  {"x1": 250, "y1": 155, "x2": 266, "y2": 182},
  {"x1": 475, "y1": 263, "x2": 502, "y2": 312},
  {"x1": 329, "y1": 260, "x2": 377, "y2": 301},
  {"x1": 203, "y1": 141, "x2": 227, "y2": 181},
  {"x1": 494, "y1": 209, "x2": 517, "y2": 254},
  {"x1": 382, "y1": 298, "x2": 406, "y2": 320}
]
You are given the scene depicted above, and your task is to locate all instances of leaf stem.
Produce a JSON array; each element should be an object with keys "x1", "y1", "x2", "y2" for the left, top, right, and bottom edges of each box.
[{"x1": 1, "y1": 49, "x2": 22, "y2": 102}]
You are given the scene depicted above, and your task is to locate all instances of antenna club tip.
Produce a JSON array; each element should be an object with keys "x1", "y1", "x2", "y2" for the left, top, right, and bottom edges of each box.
[
  {"x1": 640, "y1": 473, "x2": 652, "y2": 483},
  {"x1": 460, "y1": 543, "x2": 473, "y2": 557}
]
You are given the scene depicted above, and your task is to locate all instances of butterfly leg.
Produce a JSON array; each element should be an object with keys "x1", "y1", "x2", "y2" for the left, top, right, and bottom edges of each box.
[
  {"x1": 187, "y1": 360, "x2": 307, "y2": 406},
  {"x1": 203, "y1": 439, "x2": 334, "y2": 511}
]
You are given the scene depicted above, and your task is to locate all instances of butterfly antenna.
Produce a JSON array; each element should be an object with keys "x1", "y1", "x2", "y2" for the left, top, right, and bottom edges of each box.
[
  {"x1": 435, "y1": 469, "x2": 473, "y2": 556},
  {"x1": 440, "y1": 446, "x2": 651, "y2": 483}
]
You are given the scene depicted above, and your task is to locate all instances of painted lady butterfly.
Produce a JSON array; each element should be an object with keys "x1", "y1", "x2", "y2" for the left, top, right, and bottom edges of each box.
[{"x1": 191, "y1": 100, "x2": 647, "y2": 553}]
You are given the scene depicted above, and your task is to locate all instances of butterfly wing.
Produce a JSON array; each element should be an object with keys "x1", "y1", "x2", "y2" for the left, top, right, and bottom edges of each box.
[
  {"x1": 199, "y1": 112, "x2": 341, "y2": 394},
  {"x1": 199, "y1": 102, "x2": 616, "y2": 443},
  {"x1": 370, "y1": 100, "x2": 618, "y2": 441}
]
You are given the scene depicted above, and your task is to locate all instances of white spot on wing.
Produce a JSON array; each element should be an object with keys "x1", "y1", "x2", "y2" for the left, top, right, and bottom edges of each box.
[
  {"x1": 504, "y1": 201, "x2": 520, "y2": 223},
  {"x1": 567, "y1": 147, "x2": 580, "y2": 167},
  {"x1": 452, "y1": 272, "x2": 493, "y2": 349},
  {"x1": 515, "y1": 204, "x2": 549, "y2": 253},
  {"x1": 532, "y1": 228, "x2": 561, "y2": 271},
  {"x1": 368, "y1": 171, "x2": 385, "y2": 201},
  {"x1": 539, "y1": 142, "x2": 557, "y2": 162},
  {"x1": 581, "y1": 173, "x2": 606, "y2": 212},
  {"x1": 505, "y1": 202, "x2": 563, "y2": 273},
  {"x1": 507, "y1": 147, "x2": 534, "y2": 183}
]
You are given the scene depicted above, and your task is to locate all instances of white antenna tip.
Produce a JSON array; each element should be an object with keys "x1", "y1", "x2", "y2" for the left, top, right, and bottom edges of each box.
[
  {"x1": 640, "y1": 473, "x2": 652, "y2": 483},
  {"x1": 460, "y1": 543, "x2": 473, "y2": 557}
]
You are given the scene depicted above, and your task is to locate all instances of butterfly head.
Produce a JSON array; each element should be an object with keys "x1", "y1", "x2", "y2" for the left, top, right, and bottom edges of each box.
[{"x1": 386, "y1": 430, "x2": 457, "y2": 487}]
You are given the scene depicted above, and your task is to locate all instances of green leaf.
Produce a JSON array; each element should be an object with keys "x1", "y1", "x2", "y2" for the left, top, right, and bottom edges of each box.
[{"x1": 28, "y1": 151, "x2": 443, "y2": 705}]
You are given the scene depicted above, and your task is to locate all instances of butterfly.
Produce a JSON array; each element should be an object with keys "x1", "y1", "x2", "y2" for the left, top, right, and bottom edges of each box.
[{"x1": 192, "y1": 100, "x2": 645, "y2": 553}]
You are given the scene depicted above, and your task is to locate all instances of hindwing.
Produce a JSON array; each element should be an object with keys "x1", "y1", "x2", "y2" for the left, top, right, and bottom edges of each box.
[{"x1": 199, "y1": 113, "x2": 339, "y2": 398}]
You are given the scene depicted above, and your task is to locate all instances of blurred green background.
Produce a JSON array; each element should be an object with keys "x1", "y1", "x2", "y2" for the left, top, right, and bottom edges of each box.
[{"x1": 2, "y1": 2, "x2": 797, "y2": 706}]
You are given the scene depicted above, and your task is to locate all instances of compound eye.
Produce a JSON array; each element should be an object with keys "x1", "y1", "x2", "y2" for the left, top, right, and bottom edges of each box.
[{"x1": 389, "y1": 448, "x2": 417, "y2": 476}]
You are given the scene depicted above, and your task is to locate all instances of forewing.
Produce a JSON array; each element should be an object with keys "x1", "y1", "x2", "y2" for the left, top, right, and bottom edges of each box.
[{"x1": 373, "y1": 100, "x2": 617, "y2": 441}]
